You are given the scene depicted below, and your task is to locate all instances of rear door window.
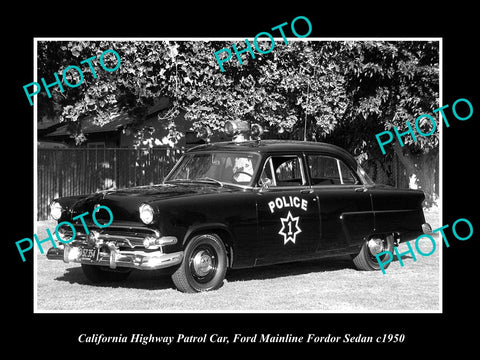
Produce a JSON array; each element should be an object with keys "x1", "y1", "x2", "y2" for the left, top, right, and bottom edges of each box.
[{"x1": 306, "y1": 154, "x2": 358, "y2": 185}]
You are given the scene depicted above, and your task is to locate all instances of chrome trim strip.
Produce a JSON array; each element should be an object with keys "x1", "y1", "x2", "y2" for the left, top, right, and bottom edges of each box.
[
  {"x1": 158, "y1": 236, "x2": 177, "y2": 246},
  {"x1": 61, "y1": 228, "x2": 167, "y2": 249}
]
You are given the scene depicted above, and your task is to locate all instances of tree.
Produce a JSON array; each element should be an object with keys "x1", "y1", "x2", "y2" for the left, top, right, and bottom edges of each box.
[
  {"x1": 38, "y1": 40, "x2": 189, "y2": 144},
  {"x1": 37, "y1": 40, "x2": 349, "y2": 144},
  {"x1": 180, "y1": 40, "x2": 349, "y2": 140},
  {"x1": 325, "y1": 41, "x2": 439, "y2": 205}
]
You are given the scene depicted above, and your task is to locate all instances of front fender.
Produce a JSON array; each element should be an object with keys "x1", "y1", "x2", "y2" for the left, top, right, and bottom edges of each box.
[
  {"x1": 53, "y1": 194, "x2": 90, "y2": 222},
  {"x1": 182, "y1": 222, "x2": 236, "y2": 247}
]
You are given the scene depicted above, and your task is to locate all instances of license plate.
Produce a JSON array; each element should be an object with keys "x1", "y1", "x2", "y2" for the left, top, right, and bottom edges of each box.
[{"x1": 80, "y1": 247, "x2": 97, "y2": 261}]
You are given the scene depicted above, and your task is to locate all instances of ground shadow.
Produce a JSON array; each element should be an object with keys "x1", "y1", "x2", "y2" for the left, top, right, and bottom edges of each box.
[
  {"x1": 392, "y1": 254, "x2": 414, "y2": 261},
  {"x1": 227, "y1": 256, "x2": 356, "y2": 283},
  {"x1": 55, "y1": 266, "x2": 176, "y2": 290},
  {"x1": 55, "y1": 256, "x2": 357, "y2": 290}
]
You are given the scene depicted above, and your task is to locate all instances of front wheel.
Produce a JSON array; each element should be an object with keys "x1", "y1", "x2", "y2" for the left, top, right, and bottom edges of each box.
[
  {"x1": 353, "y1": 234, "x2": 394, "y2": 271},
  {"x1": 171, "y1": 233, "x2": 227, "y2": 293}
]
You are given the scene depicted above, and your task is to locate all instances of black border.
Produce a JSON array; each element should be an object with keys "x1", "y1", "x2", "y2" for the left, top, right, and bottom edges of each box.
[{"x1": 7, "y1": 3, "x2": 479, "y2": 354}]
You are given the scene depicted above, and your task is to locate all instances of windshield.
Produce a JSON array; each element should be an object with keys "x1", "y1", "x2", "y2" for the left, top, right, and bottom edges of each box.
[{"x1": 165, "y1": 152, "x2": 261, "y2": 187}]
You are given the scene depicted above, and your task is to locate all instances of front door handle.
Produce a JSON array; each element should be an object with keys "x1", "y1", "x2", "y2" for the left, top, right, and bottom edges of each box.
[
  {"x1": 354, "y1": 187, "x2": 367, "y2": 192},
  {"x1": 300, "y1": 188, "x2": 314, "y2": 194}
]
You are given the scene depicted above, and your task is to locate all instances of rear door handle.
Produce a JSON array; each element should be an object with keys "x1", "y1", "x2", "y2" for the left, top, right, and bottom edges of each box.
[{"x1": 355, "y1": 187, "x2": 367, "y2": 192}]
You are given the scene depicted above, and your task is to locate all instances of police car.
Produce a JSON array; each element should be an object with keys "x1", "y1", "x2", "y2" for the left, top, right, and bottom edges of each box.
[{"x1": 47, "y1": 121, "x2": 430, "y2": 293}]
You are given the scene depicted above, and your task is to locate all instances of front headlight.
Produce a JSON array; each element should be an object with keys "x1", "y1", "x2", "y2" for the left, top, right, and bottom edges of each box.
[
  {"x1": 50, "y1": 201, "x2": 63, "y2": 220},
  {"x1": 139, "y1": 203, "x2": 155, "y2": 224}
]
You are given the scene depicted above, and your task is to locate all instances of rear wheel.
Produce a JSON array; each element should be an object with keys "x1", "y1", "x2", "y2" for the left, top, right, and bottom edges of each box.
[
  {"x1": 81, "y1": 264, "x2": 132, "y2": 283},
  {"x1": 353, "y1": 234, "x2": 394, "y2": 271},
  {"x1": 171, "y1": 233, "x2": 227, "y2": 293}
]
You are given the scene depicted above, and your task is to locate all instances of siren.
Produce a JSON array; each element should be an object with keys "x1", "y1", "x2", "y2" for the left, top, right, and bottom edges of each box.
[
  {"x1": 224, "y1": 120, "x2": 250, "y2": 137},
  {"x1": 224, "y1": 120, "x2": 264, "y2": 141}
]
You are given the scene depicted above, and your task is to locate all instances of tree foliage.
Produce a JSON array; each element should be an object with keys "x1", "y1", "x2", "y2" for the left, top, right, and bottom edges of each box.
[
  {"x1": 324, "y1": 41, "x2": 439, "y2": 205},
  {"x1": 37, "y1": 39, "x2": 438, "y2": 147},
  {"x1": 37, "y1": 40, "x2": 353, "y2": 144},
  {"x1": 37, "y1": 39, "x2": 439, "y2": 202},
  {"x1": 330, "y1": 41, "x2": 439, "y2": 156}
]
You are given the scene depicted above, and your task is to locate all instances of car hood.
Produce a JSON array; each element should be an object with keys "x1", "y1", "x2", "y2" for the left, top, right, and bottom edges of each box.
[{"x1": 69, "y1": 183, "x2": 240, "y2": 222}]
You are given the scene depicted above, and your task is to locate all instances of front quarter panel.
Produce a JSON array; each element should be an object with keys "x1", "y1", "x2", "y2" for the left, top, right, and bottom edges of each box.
[{"x1": 153, "y1": 190, "x2": 258, "y2": 268}]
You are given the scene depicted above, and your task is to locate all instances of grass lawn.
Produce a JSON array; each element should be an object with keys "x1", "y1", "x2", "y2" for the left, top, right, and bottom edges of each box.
[{"x1": 35, "y1": 206, "x2": 441, "y2": 312}]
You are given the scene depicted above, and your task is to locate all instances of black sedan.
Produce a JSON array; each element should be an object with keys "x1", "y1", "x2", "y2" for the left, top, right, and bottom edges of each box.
[{"x1": 47, "y1": 138, "x2": 430, "y2": 293}]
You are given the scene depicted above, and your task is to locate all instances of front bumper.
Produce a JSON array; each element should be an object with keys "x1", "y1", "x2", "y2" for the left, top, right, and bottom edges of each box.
[
  {"x1": 46, "y1": 245, "x2": 183, "y2": 270},
  {"x1": 46, "y1": 222, "x2": 183, "y2": 270}
]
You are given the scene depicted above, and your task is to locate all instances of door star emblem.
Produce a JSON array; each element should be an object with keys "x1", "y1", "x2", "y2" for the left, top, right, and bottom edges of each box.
[{"x1": 278, "y1": 211, "x2": 302, "y2": 244}]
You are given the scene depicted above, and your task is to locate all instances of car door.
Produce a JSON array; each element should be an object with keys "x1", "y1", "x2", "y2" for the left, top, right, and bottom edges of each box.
[
  {"x1": 305, "y1": 152, "x2": 374, "y2": 251},
  {"x1": 255, "y1": 154, "x2": 320, "y2": 265}
]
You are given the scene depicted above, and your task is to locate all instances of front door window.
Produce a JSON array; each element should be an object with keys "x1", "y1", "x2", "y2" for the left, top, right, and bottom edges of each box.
[{"x1": 259, "y1": 156, "x2": 306, "y2": 188}]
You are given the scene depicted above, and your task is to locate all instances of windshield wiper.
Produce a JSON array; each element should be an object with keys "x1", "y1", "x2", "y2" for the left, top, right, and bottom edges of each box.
[
  {"x1": 195, "y1": 177, "x2": 224, "y2": 187},
  {"x1": 164, "y1": 179, "x2": 194, "y2": 183},
  {"x1": 165, "y1": 178, "x2": 224, "y2": 187}
]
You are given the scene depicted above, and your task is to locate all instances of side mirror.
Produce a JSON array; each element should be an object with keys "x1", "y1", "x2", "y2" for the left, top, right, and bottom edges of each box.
[{"x1": 259, "y1": 178, "x2": 272, "y2": 191}]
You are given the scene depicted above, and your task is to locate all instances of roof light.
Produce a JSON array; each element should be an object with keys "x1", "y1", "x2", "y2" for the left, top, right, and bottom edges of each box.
[
  {"x1": 224, "y1": 120, "x2": 249, "y2": 136},
  {"x1": 250, "y1": 123, "x2": 264, "y2": 139},
  {"x1": 197, "y1": 126, "x2": 212, "y2": 141},
  {"x1": 224, "y1": 120, "x2": 264, "y2": 141}
]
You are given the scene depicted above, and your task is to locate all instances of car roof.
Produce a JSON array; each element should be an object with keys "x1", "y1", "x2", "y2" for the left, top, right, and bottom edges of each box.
[{"x1": 187, "y1": 140, "x2": 358, "y2": 167}]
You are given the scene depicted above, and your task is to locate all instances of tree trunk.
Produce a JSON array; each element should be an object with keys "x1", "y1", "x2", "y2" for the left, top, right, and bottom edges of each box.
[
  {"x1": 392, "y1": 142, "x2": 416, "y2": 179},
  {"x1": 417, "y1": 149, "x2": 439, "y2": 206},
  {"x1": 392, "y1": 142, "x2": 438, "y2": 207}
]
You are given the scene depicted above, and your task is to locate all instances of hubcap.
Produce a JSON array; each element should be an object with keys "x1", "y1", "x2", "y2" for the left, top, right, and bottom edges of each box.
[
  {"x1": 367, "y1": 238, "x2": 384, "y2": 255},
  {"x1": 192, "y1": 250, "x2": 214, "y2": 277}
]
